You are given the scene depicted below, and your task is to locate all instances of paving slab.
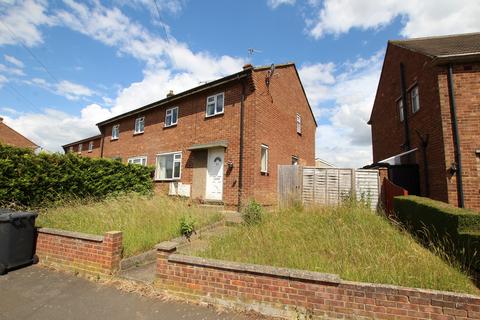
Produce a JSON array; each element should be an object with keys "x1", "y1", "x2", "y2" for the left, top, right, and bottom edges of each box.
[{"x1": 0, "y1": 266, "x2": 257, "y2": 320}]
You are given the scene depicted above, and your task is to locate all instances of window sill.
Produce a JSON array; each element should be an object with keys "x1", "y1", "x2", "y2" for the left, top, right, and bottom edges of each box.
[
  {"x1": 261, "y1": 171, "x2": 269, "y2": 176},
  {"x1": 133, "y1": 131, "x2": 144, "y2": 136},
  {"x1": 88, "y1": 151, "x2": 92, "y2": 153},
  {"x1": 111, "y1": 138, "x2": 119, "y2": 141},
  {"x1": 154, "y1": 178, "x2": 181, "y2": 182},
  {"x1": 205, "y1": 111, "x2": 224, "y2": 119},
  {"x1": 164, "y1": 123, "x2": 177, "y2": 128}
]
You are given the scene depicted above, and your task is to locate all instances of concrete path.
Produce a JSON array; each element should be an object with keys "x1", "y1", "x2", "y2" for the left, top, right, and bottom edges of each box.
[{"x1": 0, "y1": 266, "x2": 257, "y2": 320}]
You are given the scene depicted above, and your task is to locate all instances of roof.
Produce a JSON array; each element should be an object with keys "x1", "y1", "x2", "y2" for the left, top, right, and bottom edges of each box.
[
  {"x1": 96, "y1": 62, "x2": 317, "y2": 127},
  {"x1": 390, "y1": 32, "x2": 480, "y2": 63},
  {"x1": 187, "y1": 140, "x2": 228, "y2": 151},
  {"x1": 0, "y1": 119, "x2": 38, "y2": 149},
  {"x1": 62, "y1": 134, "x2": 102, "y2": 148}
]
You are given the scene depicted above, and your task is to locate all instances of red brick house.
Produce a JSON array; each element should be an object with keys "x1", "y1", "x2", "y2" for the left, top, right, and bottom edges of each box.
[
  {"x1": 0, "y1": 117, "x2": 38, "y2": 149},
  {"x1": 64, "y1": 63, "x2": 316, "y2": 207},
  {"x1": 62, "y1": 135, "x2": 101, "y2": 158},
  {"x1": 369, "y1": 33, "x2": 480, "y2": 211}
]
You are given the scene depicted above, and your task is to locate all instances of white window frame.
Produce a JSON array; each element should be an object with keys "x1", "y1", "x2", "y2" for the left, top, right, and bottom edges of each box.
[
  {"x1": 260, "y1": 144, "x2": 269, "y2": 173},
  {"x1": 78, "y1": 143, "x2": 82, "y2": 153},
  {"x1": 296, "y1": 113, "x2": 302, "y2": 134},
  {"x1": 397, "y1": 99, "x2": 404, "y2": 122},
  {"x1": 128, "y1": 156, "x2": 148, "y2": 166},
  {"x1": 205, "y1": 92, "x2": 224, "y2": 117},
  {"x1": 165, "y1": 107, "x2": 179, "y2": 127},
  {"x1": 134, "y1": 116, "x2": 145, "y2": 134},
  {"x1": 88, "y1": 141, "x2": 94, "y2": 152},
  {"x1": 112, "y1": 124, "x2": 120, "y2": 140},
  {"x1": 155, "y1": 151, "x2": 182, "y2": 181},
  {"x1": 411, "y1": 85, "x2": 420, "y2": 113}
]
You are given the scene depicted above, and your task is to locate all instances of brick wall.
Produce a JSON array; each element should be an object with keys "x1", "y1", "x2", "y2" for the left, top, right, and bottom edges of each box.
[
  {"x1": 155, "y1": 243, "x2": 480, "y2": 319},
  {"x1": 370, "y1": 44, "x2": 448, "y2": 203},
  {"x1": 64, "y1": 136, "x2": 102, "y2": 158},
  {"x1": 36, "y1": 228, "x2": 122, "y2": 275},
  {"x1": 437, "y1": 63, "x2": 480, "y2": 211}
]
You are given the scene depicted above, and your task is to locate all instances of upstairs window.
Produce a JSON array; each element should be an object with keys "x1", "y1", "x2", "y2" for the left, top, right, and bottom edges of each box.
[
  {"x1": 156, "y1": 152, "x2": 182, "y2": 180},
  {"x1": 398, "y1": 99, "x2": 404, "y2": 122},
  {"x1": 134, "y1": 116, "x2": 145, "y2": 134},
  {"x1": 69, "y1": 146, "x2": 73, "y2": 153},
  {"x1": 128, "y1": 156, "x2": 147, "y2": 166},
  {"x1": 88, "y1": 141, "x2": 94, "y2": 152},
  {"x1": 165, "y1": 107, "x2": 178, "y2": 127},
  {"x1": 411, "y1": 86, "x2": 420, "y2": 113},
  {"x1": 206, "y1": 92, "x2": 224, "y2": 117},
  {"x1": 78, "y1": 143, "x2": 82, "y2": 153},
  {"x1": 261, "y1": 144, "x2": 269, "y2": 173},
  {"x1": 112, "y1": 124, "x2": 119, "y2": 140},
  {"x1": 296, "y1": 113, "x2": 302, "y2": 134}
]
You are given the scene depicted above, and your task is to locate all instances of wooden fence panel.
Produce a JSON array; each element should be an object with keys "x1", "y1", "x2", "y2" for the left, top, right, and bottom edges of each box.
[{"x1": 279, "y1": 166, "x2": 379, "y2": 209}]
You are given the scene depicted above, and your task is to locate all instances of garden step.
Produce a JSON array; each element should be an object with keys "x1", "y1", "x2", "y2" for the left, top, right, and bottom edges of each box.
[{"x1": 118, "y1": 261, "x2": 156, "y2": 284}]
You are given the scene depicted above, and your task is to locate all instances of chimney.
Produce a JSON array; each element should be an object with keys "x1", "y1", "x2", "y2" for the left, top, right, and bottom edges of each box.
[
  {"x1": 243, "y1": 63, "x2": 253, "y2": 70},
  {"x1": 0, "y1": 117, "x2": 3, "y2": 122},
  {"x1": 166, "y1": 90, "x2": 174, "y2": 98}
]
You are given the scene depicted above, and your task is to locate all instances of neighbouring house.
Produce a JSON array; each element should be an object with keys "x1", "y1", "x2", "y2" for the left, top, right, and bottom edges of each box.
[
  {"x1": 0, "y1": 117, "x2": 38, "y2": 149},
  {"x1": 315, "y1": 158, "x2": 336, "y2": 168},
  {"x1": 64, "y1": 63, "x2": 317, "y2": 207},
  {"x1": 62, "y1": 135, "x2": 102, "y2": 158},
  {"x1": 369, "y1": 32, "x2": 480, "y2": 211}
]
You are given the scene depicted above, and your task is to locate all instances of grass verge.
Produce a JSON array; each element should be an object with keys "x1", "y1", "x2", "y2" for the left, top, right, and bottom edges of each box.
[
  {"x1": 37, "y1": 195, "x2": 222, "y2": 257},
  {"x1": 196, "y1": 202, "x2": 479, "y2": 294}
]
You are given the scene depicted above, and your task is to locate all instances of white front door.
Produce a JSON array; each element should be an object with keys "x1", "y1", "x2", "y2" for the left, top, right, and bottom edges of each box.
[{"x1": 206, "y1": 148, "x2": 224, "y2": 201}]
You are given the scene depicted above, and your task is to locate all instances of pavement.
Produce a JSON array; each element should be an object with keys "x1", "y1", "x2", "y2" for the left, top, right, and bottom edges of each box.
[{"x1": 0, "y1": 266, "x2": 257, "y2": 320}]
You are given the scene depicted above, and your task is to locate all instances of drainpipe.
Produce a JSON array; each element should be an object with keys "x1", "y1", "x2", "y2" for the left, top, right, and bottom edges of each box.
[
  {"x1": 99, "y1": 127, "x2": 105, "y2": 158},
  {"x1": 400, "y1": 63, "x2": 411, "y2": 151},
  {"x1": 237, "y1": 79, "x2": 246, "y2": 212},
  {"x1": 447, "y1": 64, "x2": 465, "y2": 208}
]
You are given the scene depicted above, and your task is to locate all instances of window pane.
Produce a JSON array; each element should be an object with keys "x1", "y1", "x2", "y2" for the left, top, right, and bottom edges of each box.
[
  {"x1": 207, "y1": 103, "x2": 215, "y2": 116},
  {"x1": 173, "y1": 161, "x2": 181, "y2": 178},
  {"x1": 216, "y1": 94, "x2": 224, "y2": 113},
  {"x1": 157, "y1": 156, "x2": 166, "y2": 179},
  {"x1": 165, "y1": 155, "x2": 173, "y2": 179},
  {"x1": 166, "y1": 114, "x2": 171, "y2": 126},
  {"x1": 398, "y1": 100, "x2": 404, "y2": 122},
  {"x1": 261, "y1": 146, "x2": 268, "y2": 172},
  {"x1": 172, "y1": 108, "x2": 178, "y2": 123}
]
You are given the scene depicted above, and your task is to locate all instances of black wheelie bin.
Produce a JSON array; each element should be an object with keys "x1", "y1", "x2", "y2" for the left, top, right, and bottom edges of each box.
[{"x1": 0, "y1": 209, "x2": 39, "y2": 275}]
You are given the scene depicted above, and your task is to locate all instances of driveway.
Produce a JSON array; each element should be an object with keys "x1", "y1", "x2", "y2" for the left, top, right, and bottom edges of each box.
[{"x1": 0, "y1": 266, "x2": 256, "y2": 320}]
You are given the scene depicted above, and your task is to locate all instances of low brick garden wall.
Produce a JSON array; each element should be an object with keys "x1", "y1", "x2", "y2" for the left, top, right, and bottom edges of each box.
[
  {"x1": 36, "y1": 228, "x2": 122, "y2": 275},
  {"x1": 155, "y1": 242, "x2": 480, "y2": 319}
]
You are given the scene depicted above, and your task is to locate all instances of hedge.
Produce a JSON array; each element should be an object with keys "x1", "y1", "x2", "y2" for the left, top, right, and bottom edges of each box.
[
  {"x1": 0, "y1": 144, "x2": 154, "y2": 208},
  {"x1": 393, "y1": 195, "x2": 480, "y2": 271}
]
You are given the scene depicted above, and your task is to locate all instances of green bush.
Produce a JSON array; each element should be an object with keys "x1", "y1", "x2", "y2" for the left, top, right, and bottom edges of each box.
[
  {"x1": 0, "y1": 144, "x2": 154, "y2": 208},
  {"x1": 179, "y1": 215, "x2": 196, "y2": 239},
  {"x1": 242, "y1": 199, "x2": 264, "y2": 225},
  {"x1": 393, "y1": 195, "x2": 480, "y2": 271}
]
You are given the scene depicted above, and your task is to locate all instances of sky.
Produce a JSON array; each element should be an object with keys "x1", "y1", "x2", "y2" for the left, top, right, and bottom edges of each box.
[{"x1": 0, "y1": 0, "x2": 479, "y2": 167}]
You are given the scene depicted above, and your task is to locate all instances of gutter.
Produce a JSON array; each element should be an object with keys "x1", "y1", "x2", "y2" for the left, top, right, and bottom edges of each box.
[{"x1": 446, "y1": 64, "x2": 465, "y2": 208}]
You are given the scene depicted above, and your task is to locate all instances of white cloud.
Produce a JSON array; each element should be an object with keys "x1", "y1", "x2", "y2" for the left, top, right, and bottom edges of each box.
[
  {"x1": 267, "y1": 0, "x2": 296, "y2": 9},
  {"x1": 0, "y1": 0, "x2": 54, "y2": 47},
  {"x1": 299, "y1": 52, "x2": 383, "y2": 168},
  {"x1": 0, "y1": 63, "x2": 24, "y2": 76},
  {"x1": 0, "y1": 75, "x2": 7, "y2": 88},
  {"x1": 4, "y1": 55, "x2": 24, "y2": 68},
  {"x1": 25, "y1": 78, "x2": 96, "y2": 101},
  {"x1": 308, "y1": 0, "x2": 480, "y2": 39}
]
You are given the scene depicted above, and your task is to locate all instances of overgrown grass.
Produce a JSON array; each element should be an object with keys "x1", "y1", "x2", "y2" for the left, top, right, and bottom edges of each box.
[
  {"x1": 197, "y1": 202, "x2": 479, "y2": 294},
  {"x1": 37, "y1": 195, "x2": 222, "y2": 257}
]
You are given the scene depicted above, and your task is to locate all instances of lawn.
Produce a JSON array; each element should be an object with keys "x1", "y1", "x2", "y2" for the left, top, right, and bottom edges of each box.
[
  {"x1": 37, "y1": 195, "x2": 222, "y2": 257},
  {"x1": 196, "y1": 202, "x2": 479, "y2": 295}
]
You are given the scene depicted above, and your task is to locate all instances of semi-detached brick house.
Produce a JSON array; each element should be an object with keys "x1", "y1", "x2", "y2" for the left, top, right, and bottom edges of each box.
[
  {"x1": 369, "y1": 33, "x2": 480, "y2": 211},
  {"x1": 63, "y1": 63, "x2": 317, "y2": 207},
  {"x1": 0, "y1": 117, "x2": 38, "y2": 149}
]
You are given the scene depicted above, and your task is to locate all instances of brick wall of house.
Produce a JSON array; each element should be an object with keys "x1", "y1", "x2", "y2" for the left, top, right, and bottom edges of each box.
[
  {"x1": 0, "y1": 119, "x2": 37, "y2": 149},
  {"x1": 100, "y1": 81, "x2": 248, "y2": 207},
  {"x1": 64, "y1": 137, "x2": 102, "y2": 158},
  {"x1": 437, "y1": 63, "x2": 480, "y2": 211},
  {"x1": 370, "y1": 44, "x2": 449, "y2": 203},
  {"x1": 155, "y1": 245, "x2": 480, "y2": 319},
  {"x1": 249, "y1": 66, "x2": 316, "y2": 205},
  {"x1": 36, "y1": 228, "x2": 122, "y2": 275}
]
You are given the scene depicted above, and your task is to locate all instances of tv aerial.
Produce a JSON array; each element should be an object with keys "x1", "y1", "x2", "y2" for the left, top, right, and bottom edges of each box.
[{"x1": 247, "y1": 48, "x2": 262, "y2": 56}]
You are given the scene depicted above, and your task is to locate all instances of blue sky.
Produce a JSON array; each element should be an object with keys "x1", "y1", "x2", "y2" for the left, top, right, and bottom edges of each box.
[{"x1": 1, "y1": 0, "x2": 478, "y2": 167}]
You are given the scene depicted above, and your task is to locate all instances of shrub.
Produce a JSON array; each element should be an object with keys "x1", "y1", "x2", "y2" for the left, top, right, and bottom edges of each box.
[
  {"x1": 393, "y1": 195, "x2": 480, "y2": 271},
  {"x1": 179, "y1": 215, "x2": 196, "y2": 239},
  {"x1": 242, "y1": 199, "x2": 263, "y2": 225},
  {"x1": 0, "y1": 144, "x2": 154, "y2": 208}
]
